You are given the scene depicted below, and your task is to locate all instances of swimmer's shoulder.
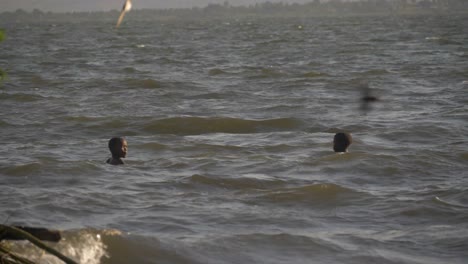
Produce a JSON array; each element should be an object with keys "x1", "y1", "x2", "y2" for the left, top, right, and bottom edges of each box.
[{"x1": 106, "y1": 158, "x2": 124, "y2": 165}]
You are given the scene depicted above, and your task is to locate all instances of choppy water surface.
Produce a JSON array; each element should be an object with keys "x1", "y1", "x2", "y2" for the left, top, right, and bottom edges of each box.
[{"x1": 1, "y1": 14, "x2": 468, "y2": 263}]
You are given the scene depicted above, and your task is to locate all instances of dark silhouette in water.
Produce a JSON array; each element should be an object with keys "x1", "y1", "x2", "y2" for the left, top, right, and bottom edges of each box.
[
  {"x1": 333, "y1": 133, "x2": 352, "y2": 153},
  {"x1": 106, "y1": 137, "x2": 128, "y2": 165},
  {"x1": 360, "y1": 83, "x2": 379, "y2": 112},
  {"x1": 1, "y1": 226, "x2": 61, "y2": 242}
]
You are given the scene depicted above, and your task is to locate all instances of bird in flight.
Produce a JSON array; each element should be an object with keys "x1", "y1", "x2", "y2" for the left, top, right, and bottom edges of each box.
[{"x1": 116, "y1": 0, "x2": 132, "y2": 28}]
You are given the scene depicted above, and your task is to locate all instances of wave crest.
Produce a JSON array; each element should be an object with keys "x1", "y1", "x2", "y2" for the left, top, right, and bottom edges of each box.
[
  {"x1": 123, "y1": 78, "x2": 162, "y2": 89},
  {"x1": 257, "y1": 183, "x2": 365, "y2": 205},
  {"x1": 143, "y1": 117, "x2": 301, "y2": 135},
  {"x1": 189, "y1": 174, "x2": 285, "y2": 190},
  {"x1": 4, "y1": 228, "x2": 112, "y2": 264}
]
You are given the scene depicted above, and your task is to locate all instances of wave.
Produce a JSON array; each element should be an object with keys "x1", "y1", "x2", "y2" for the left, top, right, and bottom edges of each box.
[
  {"x1": 244, "y1": 67, "x2": 286, "y2": 79},
  {"x1": 434, "y1": 189, "x2": 468, "y2": 210},
  {"x1": 188, "y1": 174, "x2": 286, "y2": 190},
  {"x1": 0, "y1": 162, "x2": 42, "y2": 177},
  {"x1": 4, "y1": 228, "x2": 193, "y2": 264},
  {"x1": 4, "y1": 228, "x2": 111, "y2": 264},
  {"x1": 8, "y1": 229, "x2": 340, "y2": 264},
  {"x1": 0, "y1": 161, "x2": 101, "y2": 177},
  {"x1": 5, "y1": 224, "x2": 464, "y2": 264},
  {"x1": 99, "y1": 232, "x2": 193, "y2": 264},
  {"x1": 461, "y1": 152, "x2": 468, "y2": 161},
  {"x1": 30, "y1": 75, "x2": 51, "y2": 86},
  {"x1": 142, "y1": 117, "x2": 301, "y2": 135},
  {"x1": 122, "y1": 78, "x2": 162, "y2": 89},
  {"x1": 256, "y1": 183, "x2": 368, "y2": 205},
  {"x1": 122, "y1": 67, "x2": 137, "y2": 73},
  {"x1": 425, "y1": 36, "x2": 463, "y2": 46},
  {"x1": 208, "y1": 68, "x2": 227, "y2": 76},
  {"x1": 394, "y1": 199, "x2": 463, "y2": 220},
  {"x1": 301, "y1": 71, "x2": 329, "y2": 78},
  {"x1": 0, "y1": 92, "x2": 45, "y2": 102},
  {"x1": 0, "y1": 119, "x2": 11, "y2": 127},
  {"x1": 434, "y1": 196, "x2": 468, "y2": 209},
  {"x1": 52, "y1": 115, "x2": 301, "y2": 139},
  {"x1": 57, "y1": 116, "x2": 139, "y2": 137},
  {"x1": 138, "y1": 142, "x2": 168, "y2": 151},
  {"x1": 5, "y1": 228, "x2": 194, "y2": 264},
  {"x1": 187, "y1": 232, "x2": 345, "y2": 264},
  {"x1": 213, "y1": 232, "x2": 340, "y2": 252},
  {"x1": 358, "y1": 69, "x2": 390, "y2": 76}
]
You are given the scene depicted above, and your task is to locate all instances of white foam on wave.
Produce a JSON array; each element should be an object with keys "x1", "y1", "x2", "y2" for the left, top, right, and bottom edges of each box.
[
  {"x1": 242, "y1": 173, "x2": 274, "y2": 180},
  {"x1": 5, "y1": 229, "x2": 116, "y2": 264},
  {"x1": 60, "y1": 232, "x2": 108, "y2": 264}
]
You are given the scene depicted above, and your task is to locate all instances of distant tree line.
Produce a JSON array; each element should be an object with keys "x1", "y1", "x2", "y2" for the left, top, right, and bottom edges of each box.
[{"x1": 1, "y1": 0, "x2": 467, "y2": 22}]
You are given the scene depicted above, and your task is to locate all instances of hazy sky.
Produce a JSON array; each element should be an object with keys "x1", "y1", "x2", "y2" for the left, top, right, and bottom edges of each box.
[{"x1": 1, "y1": 0, "x2": 321, "y2": 12}]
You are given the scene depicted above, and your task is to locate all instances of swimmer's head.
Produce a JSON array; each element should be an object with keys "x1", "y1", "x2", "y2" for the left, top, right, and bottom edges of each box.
[
  {"x1": 333, "y1": 133, "x2": 352, "y2": 153},
  {"x1": 108, "y1": 137, "x2": 128, "y2": 158}
]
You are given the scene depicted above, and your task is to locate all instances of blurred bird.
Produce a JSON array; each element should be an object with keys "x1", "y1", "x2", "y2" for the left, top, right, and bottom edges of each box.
[
  {"x1": 116, "y1": 0, "x2": 132, "y2": 28},
  {"x1": 360, "y1": 82, "x2": 379, "y2": 113}
]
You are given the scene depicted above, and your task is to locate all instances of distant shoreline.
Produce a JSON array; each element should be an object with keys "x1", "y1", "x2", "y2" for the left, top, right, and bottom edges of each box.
[{"x1": 1, "y1": 1, "x2": 467, "y2": 22}]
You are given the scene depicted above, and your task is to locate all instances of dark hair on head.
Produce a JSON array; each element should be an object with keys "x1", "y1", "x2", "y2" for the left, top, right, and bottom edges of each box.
[
  {"x1": 333, "y1": 133, "x2": 352, "y2": 152},
  {"x1": 108, "y1": 137, "x2": 124, "y2": 151}
]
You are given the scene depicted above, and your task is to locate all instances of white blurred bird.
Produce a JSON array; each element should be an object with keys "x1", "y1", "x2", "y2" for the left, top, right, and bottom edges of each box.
[{"x1": 116, "y1": 0, "x2": 132, "y2": 28}]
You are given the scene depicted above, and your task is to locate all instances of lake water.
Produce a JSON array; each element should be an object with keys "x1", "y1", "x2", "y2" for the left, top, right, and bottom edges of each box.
[{"x1": 1, "y1": 13, "x2": 468, "y2": 264}]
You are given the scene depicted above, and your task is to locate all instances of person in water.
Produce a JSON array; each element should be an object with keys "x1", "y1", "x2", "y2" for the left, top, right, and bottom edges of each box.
[
  {"x1": 106, "y1": 137, "x2": 128, "y2": 165},
  {"x1": 333, "y1": 133, "x2": 352, "y2": 153}
]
